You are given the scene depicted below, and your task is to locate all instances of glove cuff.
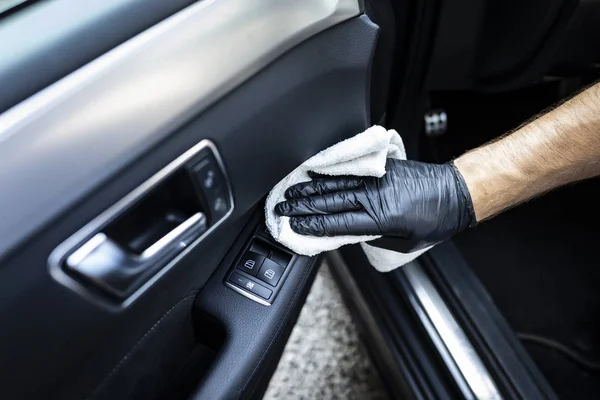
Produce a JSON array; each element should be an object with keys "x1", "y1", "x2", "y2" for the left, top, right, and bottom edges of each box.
[{"x1": 448, "y1": 161, "x2": 477, "y2": 229}]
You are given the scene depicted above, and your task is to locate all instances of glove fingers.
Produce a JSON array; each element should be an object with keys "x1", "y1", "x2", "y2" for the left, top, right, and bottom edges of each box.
[
  {"x1": 275, "y1": 192, "x2": 362, "y2": 216},
  {"x1": 289, "y1": 211, "x2": 380, "y2": 237},
  {"x1": 285, "y1": 176, "x2": 364, "y2": 199}
]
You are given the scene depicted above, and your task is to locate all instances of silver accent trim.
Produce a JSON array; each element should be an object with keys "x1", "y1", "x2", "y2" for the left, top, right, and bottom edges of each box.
[
  {"x1": 66, "y1": 232, "x2": 107, "y2": 267},
  {"x1": 65, "y1": 213, "x2": 207, "y2": 299},
  {"x1": 49, "y1": 140, "x2": 234, "y2": 310},
  {"x1": 403, "y1": 262, "x2": 502, "y2": 400},
  {"x1": 139, "y1": 212, "x2": 205, "y2": 259},
  {"x1": 225, "y1": 282, "x2": 272, "y2": 306},
  {"x1": 0, "y1": 0, "x2": 361, "y2": 261}
]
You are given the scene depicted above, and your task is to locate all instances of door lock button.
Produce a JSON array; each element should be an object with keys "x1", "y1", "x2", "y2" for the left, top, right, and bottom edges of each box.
[
  {"x1": 229, "y1": 272, "x2": 272, "y2": 300},
  {"x1": 257, "y1": 258, "x2": 284, "y2": 286},
  {"x1": 236, "y1": 251, "x2": 265, "y2": 276},
  {"x1": 192, "y1": 159, "x2": 220, "y2": 192},
  {"x1": 191, "y1": 157, "x2": 230, "y2": 222},
  {"x1": 206, "y1": 187, "x2": 229, "y2": 221}
]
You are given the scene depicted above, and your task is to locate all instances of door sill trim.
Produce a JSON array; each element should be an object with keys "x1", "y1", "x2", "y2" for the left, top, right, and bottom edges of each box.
[{"x1": 401, "y1": 262, "x2": 502, "y2": 399}]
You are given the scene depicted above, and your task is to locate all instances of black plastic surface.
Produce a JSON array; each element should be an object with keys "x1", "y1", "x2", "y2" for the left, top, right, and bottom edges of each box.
[
  {"x1": 257, "y1": 259, "x2": 284, "y2": 287},
  {"x1": 422, "y1": 241, "x2": 557, "y2": 399},
  {"x1": 227, "y1": 235, "x2": 295, "y2": 305},
  {"x1": 473, "y1": 0, "x2": 577, "y2": 89},
  {"x1": 87, "y1": 289, "x2": 213, "y2": 400},
  {"x1": 235, "y1": 251, "x2": 265, "y2": 277},
  {"x1": 192, "y1": 217, "x2": 322, "y2": 400},
  {"x1": 386, "y1": 0, "x2": 439, "y2": 158},
  {"x1": 0, "y1": 15, "x2": 377, "y2": 400},
  {"x1": 338, "y1": 245, "x2": 462, "y2": 400},
  {"x1": 425, "y1": 0, "x2": 580, "y2": 91},
  {"x1": 59, "y1": 146, "x2": 225, "y2": 305},
  {"x1": 551, "y1": 1, "x2": 600, "y2": 75},
  {"x1": 190, "y1": 152, "x2": 230, "y2": 224},
  {"x1": 229, "y1": 272, "x2": 273, "y2": 300},
  {"x1": 364, "y1": 0, "x2": 397, "y2": 123},
  {"x1": 338, "y1": 241, "x2": 556, "y2": 400}
]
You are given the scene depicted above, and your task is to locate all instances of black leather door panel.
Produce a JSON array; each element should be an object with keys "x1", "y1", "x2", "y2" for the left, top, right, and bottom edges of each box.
[{"x1": 0, "y1": 6, "x2": 377, "y2": 400}]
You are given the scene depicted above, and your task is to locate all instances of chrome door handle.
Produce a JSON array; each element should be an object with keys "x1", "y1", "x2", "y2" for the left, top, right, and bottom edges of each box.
[{"x1": 65, "y1": 212, "x2": 207, "y2": 298}]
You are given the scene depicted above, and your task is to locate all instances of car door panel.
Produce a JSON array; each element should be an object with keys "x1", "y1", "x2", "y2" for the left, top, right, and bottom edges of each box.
[
  {"x1": 0, "y1": 0, "x2": 361, "y2": 261},
  {"x1": 0, "y1": 0, "x2": 196, "y2": 115},
  {"x1": 0, "y1": 1, "x2": 377, "y2": 399},
  {"x1": 191, "y1": 213, "x2": 323, "y2": 400}
]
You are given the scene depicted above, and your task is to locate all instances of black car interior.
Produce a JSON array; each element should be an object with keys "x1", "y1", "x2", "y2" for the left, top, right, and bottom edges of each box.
[
  {"x1": 0, "y1": 1, "x2": 377, "y2": 398},
  {"x1": 0, "y1": 0, "x2": 599, "y2": 399},
  {"x1": 335, "y1": 1, "x2": 600, "y2": 399}
]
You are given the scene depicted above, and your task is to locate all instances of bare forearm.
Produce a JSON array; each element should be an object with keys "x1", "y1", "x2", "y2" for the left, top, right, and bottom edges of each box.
[{"x1": 454, "y1": 83, "x2": 600, "y2": 221}]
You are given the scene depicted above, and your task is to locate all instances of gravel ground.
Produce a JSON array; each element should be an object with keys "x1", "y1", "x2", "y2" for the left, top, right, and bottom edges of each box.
[{"x1": 263, "y1": 263, "x2": 390, "y2": 400}]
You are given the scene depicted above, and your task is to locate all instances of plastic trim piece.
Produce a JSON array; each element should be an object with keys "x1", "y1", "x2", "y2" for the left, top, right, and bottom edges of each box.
[
  {"x1": 327, "y1": 250, "x2": 408, "y2": 399},
  {"x1": 224, "y1": 282, "x2": 272, "y2": 307},
  {"x1": 48, "y1": 140, "x2": 234, "y2": 310},
  {"x1": 65, "y1": 213, "x2": 207, "y2": 299},
  {"x1": 224, "y1": 231, "x2": 296, "y2": 306},
  {"x1": 422, "y1": 241, "x2": 557, "y2": 399},
  {"x1": 0, "y1": 0, "x2": 361, "y2": 262},
  {"x1": 402, "y1": 262, "x2": 502, "y2": 400}
]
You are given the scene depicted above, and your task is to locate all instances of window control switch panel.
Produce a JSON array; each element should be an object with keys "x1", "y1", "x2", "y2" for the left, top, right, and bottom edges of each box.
[{"x1": 225, "y1": 233, "x2": 293, "y2": 305}]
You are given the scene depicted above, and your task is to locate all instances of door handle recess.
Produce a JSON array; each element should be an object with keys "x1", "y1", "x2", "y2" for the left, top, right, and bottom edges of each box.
[
  {"x1": 66, "y1": 212, "x2": 207, "y2": 299},
  {"x1": 49, "y1": 140, "x2": 233, "y2": 308}
]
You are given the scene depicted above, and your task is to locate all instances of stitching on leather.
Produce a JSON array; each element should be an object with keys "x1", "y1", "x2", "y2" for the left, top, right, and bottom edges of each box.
[
  {"x1": 86, "y1": 290, "x2": 199, "y2": 400},
  {"x1": 240, "y1": 260, "x2": 315, "y2": 393}
]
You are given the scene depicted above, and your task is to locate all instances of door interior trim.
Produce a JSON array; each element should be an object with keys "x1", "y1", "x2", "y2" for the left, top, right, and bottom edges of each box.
[
  {"x1": 0, "y1": 0, "x2": 361, "y2": 261},
  {"x1": 48, "y1": 140, "x2": 234, "y2": 310},
  {"x1": 402, "y1": 262, "x2": 503, "y2": 399}
]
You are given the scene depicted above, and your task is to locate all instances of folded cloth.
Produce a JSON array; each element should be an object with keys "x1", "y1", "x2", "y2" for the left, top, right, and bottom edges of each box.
[{"x1": 265, "y1": 126, "x2": 432, "y2": 273}]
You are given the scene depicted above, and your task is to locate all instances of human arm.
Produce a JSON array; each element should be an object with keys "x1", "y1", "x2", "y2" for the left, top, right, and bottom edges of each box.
[
  {"x1": 275, "y1": 83, "x2": 600, "y2": 251},
  {"x1": 455, "y1": 83, "x2": 600, "y2": 220}
]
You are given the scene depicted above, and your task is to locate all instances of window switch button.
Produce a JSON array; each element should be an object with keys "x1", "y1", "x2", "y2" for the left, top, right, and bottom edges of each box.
[
  {"x1": 257, "y1": 258, "x2": 284, "y2": 287},
  {"x1": 236, "y1": 251, "x2": 264, "y2": 276}
]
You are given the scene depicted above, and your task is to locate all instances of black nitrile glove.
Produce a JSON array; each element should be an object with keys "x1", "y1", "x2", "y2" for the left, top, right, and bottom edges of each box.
[{"x1": 275, "y1": 159, "x2": 476, "y2": 253}]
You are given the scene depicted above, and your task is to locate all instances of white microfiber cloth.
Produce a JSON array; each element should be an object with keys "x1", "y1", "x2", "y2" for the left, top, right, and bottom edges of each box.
[{"x1": 265, "y1": 126, "x2": 432, "y2": 273}]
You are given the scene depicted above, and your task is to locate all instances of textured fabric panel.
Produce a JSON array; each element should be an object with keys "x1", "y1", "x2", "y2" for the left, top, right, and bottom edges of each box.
[{"x1": 264, "y1": 264, "x2": 389, "y2": 400}]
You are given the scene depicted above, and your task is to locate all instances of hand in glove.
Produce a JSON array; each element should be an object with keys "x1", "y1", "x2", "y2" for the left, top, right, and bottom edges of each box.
[{"x1": 275, "y1": 159, "x2": 476, "y2": 253}]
